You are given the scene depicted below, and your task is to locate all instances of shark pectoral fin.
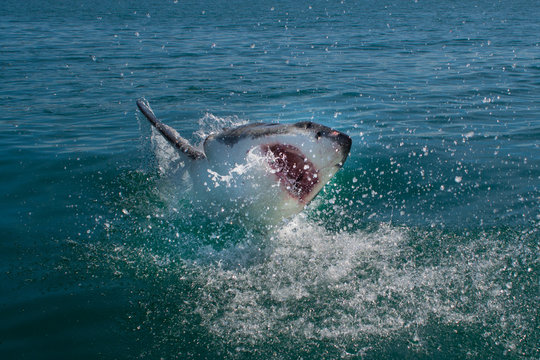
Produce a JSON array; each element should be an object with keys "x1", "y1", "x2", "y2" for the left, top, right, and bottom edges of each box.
[{"x1": 136, "y1": 98, "x2": 206, "y2": 160}]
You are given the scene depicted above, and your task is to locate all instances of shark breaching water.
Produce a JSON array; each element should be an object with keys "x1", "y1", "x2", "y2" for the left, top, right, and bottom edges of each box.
[{"x1": 136, "y1": 98, "x2": 352, "y2": 225}]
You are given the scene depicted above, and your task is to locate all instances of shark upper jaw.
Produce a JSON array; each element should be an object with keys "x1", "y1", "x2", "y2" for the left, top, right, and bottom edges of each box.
[{"x1": 261, "y1": 143, "x2": 321, "y2": 204}]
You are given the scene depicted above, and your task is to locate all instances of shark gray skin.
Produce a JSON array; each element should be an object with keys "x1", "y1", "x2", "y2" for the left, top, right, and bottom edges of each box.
[{"x1": 136, "y1": 98, "x2": 352, "y2": 224}]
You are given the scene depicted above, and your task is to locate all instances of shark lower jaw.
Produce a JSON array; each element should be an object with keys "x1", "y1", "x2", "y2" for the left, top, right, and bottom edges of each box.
[{"x1": 261, "y1": 143, "x2": 320, "y2": 203}]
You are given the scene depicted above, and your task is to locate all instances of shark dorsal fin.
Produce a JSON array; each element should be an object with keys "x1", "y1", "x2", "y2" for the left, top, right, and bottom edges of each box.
[{"x1": 136, "y1": 98, "x2": 206, "y2": 160}]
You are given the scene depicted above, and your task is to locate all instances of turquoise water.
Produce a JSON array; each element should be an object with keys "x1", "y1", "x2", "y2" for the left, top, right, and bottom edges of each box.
[{"x1": 1, "y1": 0, "x2": 538, "y2": 358}]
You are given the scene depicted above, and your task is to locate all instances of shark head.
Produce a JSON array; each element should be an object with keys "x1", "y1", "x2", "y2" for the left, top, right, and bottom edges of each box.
[{"x1": 200, "y1": 121, "x2": 352, "y2": 220}]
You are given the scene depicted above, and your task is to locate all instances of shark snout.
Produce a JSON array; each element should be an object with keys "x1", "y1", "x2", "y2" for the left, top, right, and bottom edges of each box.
[
  {"x1": 325, "y1": 129, "x2": 351, "y2": 166},
  {"x1": 331, "y1": 130, "x2": 352, "y2": 155}
]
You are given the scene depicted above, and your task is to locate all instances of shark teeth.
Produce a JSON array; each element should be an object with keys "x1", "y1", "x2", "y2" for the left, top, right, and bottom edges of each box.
[{"x1": 261, "y1": 143, "x2": 320, "y2": 203}]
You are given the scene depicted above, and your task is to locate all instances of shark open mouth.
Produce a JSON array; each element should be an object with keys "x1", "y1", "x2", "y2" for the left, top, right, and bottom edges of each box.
[{"x1": 262, "y1": 144, "x2": 320, "y2": 203}]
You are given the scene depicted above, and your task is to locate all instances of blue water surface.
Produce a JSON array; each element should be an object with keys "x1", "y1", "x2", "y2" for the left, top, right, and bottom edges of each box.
[{"x1": 1, "y1": 0, "x2": 538, "y2": 359}]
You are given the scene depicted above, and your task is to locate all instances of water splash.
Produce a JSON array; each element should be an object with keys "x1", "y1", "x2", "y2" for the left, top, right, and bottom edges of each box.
[
  {"x1": 91, "y1": 208, "x2": 537, "y2": 358},
  {"x1": 194, "y1": 113, "x2": 248, "y2": 144}
]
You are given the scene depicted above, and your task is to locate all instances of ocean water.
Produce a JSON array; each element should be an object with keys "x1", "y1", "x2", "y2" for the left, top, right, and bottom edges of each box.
[{"x1": 1, "y1": 0, "x2": 538, "y2": 358}]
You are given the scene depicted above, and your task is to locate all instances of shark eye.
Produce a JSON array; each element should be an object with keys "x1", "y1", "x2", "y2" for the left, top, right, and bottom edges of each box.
[{"x1": 315, "y1": 131, "x2": 322, "y2": 140}]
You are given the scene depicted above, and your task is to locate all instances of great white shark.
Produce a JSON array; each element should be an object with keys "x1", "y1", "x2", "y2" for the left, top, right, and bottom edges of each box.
[{"x1": 136, "y1": 98, "x2": 352, "y2": 225}]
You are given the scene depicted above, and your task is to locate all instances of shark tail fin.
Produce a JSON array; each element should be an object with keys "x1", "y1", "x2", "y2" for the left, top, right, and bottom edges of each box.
[{"x1": 136, "y1": 98, "x2": 206, "y2": 160}]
